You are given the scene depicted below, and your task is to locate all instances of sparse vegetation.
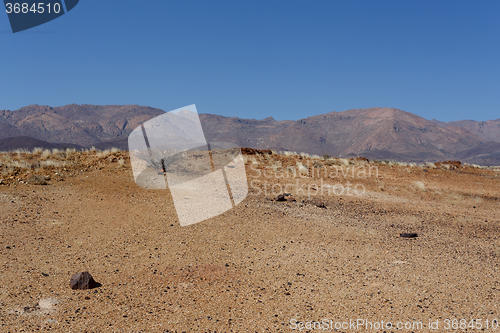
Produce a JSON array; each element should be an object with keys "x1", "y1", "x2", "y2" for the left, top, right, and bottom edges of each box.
[
  {"x1": 40, "y1": 149, "x2": 51, "y2": 160},
  {"x1": 97, "y1": 149, "x2": 111, "y2": 159},
  {"x1": 414, "y1": 181, "x2": 426, "y2": 191},
  {"x1": 296, "y1": 162, "x2": 308, "y2": 176},
  {"x1": 0, "y1": 147, "x2": 126, "y2": 181}
]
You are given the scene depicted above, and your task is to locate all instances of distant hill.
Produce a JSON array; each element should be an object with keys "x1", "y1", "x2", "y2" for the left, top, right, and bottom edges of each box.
[
  {"x1": 431, "y1": 118, "x2": 500, "y2": 143},
  {"x1": 200, "y1": 108, "x2": 486, "y2": 162},
  {"x1": 453, "y1": 142, "x2": 500, "y2": 166},
  {"x1": 0, "y1": 104, "x2": 499, "y2": 165},
  {"x1": 0, "y1": 104, "x2": 164, "y2": 146}
]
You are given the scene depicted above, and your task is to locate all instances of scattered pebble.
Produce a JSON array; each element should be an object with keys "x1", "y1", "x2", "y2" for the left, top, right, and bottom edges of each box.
[
  {"x1": 400, "y1": 233, "x2": 418, "y2": 238},
  {"x1": 70, "y1": 271, "x2": 99, "y2": 290}
]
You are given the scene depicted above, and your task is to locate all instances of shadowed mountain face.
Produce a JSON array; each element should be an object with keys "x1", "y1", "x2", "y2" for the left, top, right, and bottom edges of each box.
[
  {"x1": 0, "y1": 136, "x2": 82, "y2": 151},
  {"x1": 0, "y1": 104, "x2": 499, "y2": 164},
  {"x1": 0, "y1": 104, "x2": 165, "y2": 146}
]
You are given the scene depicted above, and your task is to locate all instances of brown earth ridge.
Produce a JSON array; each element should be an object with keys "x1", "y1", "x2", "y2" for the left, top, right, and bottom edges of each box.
[{"x1": 1, "y1": 104, "x2": 499, "y2": 165}]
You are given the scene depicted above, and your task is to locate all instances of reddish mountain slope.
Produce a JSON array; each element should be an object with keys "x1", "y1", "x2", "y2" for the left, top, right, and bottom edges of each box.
[{"x1": 1, "y1": 104, "x2": 498, "y2": 164}]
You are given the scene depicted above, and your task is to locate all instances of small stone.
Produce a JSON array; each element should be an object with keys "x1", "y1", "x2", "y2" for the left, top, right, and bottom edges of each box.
[
  {"x1": 286, "y1": 196, "x2": 296, "y2": 202},
  {"x1": 313, "y1": 200, "x2": 326, "y2": 208},
  {"x1": 400, "y1": 233, "x2": 418, "y2": 238},
  {"x1": 70, "y1": 271, "x2": 99, "y2": 290},
  {"x1": 275, "y1": 194, "x2": 286, "y2": 201}
]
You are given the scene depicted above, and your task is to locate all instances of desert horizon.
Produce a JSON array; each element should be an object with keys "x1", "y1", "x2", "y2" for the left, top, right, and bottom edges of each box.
[{"x1": 1, "y1": 104, "x2": 500, "y2": 166}]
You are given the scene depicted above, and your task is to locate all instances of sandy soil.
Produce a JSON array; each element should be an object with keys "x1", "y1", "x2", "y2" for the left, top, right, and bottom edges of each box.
[{"x1": 1, "y1": 150, "x2": 499, "y2": 332}]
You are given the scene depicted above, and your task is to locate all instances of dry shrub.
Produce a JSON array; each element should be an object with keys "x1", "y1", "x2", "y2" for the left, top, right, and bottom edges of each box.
[
  {"x1": 414, "y1": 181, "x2": 426, "y2": 191},
  {"x1": 312, "y1": 160, "x2": 323, "y2": 168},
  {"x1": 11, "y1": 160, "x2": 30, "y2": 170},
  {"x1": 296, "y1": 162, "x2": 308, "y2": 176},
  {"x1": 65, "y1": 148, "x2": 76, "y2": 156},
  {"x1": 41, "y1": 149, "x2": 51, "y2": 160},
  {"x1": 1, "y1": 166, "x2": 15, "y2": 177},
  {"x1": 97, "y1": 149, "x2": 111, "y2": 158},
  {"x1": 426, "y1": 162, "x2": 436, "y2": 169},
  {"x1": 41, "y1": 160, "x2": 66, "y2": 168}
]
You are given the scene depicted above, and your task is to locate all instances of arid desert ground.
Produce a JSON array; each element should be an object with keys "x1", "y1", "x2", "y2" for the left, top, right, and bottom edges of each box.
[{"x1": 1, "y1": 148, "x2": 500, "y2": 332}]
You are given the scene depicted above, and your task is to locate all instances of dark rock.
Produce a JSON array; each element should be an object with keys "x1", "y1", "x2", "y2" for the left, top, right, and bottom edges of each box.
[
  {"x1": 275, "y1": 194, "x2": 287, "y2": 201},
  {"x1": 70, "y1": 271, "x2": 99, "y2": 290},
  {"x1": 241, "y1": 147, "x2": 273, "y2": 155},
  {"x1": 313, "y1": 200, "x2": 326, "y2": 208},
  {"x1": 400, "y1": 233, "x2": 418, "y2": 238}
]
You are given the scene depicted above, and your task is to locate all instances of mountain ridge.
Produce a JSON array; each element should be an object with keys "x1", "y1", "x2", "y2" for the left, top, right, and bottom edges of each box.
[{"x1": 1, "y1": 104, "x2": 499, "y2": 164}]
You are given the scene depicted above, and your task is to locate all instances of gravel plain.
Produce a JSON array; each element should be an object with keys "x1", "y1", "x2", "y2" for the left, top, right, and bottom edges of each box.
[{"x1": 1, "y1": 151, "x2": 499, "y2": 332}]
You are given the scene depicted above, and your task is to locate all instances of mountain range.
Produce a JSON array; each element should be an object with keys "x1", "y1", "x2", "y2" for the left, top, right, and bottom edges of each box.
[{"x1": 0, "y1": 104, "x2": 499, "y2": 165}]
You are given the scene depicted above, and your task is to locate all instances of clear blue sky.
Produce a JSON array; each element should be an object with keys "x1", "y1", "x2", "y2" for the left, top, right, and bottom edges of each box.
[{"x1": 1, "y1": 0, "x2": 499, "y2": 122}]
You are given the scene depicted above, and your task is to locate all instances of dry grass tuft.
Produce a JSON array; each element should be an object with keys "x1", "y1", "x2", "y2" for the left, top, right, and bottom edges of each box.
[
  {"x1": 97, "y1": 149, "x2": 111, "y2": 159},
  {"x1": 41, "y1": 149, "x2": 51, "y2": 160},
  {"x1": 41, "y1": 160, "x2": 67, "y2": 168},
  {"x1": 296, "y1": 162, "x2": 308, "y2": 176},
  {"x1": 414, "y1": 181, "x2": 426, "y2": 191}
]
